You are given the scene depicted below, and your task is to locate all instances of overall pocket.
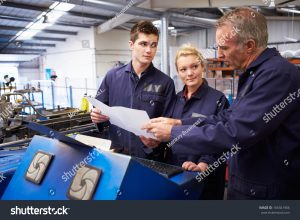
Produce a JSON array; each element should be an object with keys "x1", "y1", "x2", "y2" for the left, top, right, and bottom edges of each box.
[{"x1": 140, "y1": 92, "x2": 166, "y2": 117}]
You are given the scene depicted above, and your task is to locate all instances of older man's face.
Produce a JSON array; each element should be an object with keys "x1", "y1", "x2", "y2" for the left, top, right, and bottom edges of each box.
[{"x1": 216, "y1": 24, "x2": 249, "y2": 70}]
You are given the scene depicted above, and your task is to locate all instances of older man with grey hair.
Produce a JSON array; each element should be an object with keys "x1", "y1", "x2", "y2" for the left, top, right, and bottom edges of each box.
[{"x1": 143, "y1": 7, "x2": 300, "y2": 199}]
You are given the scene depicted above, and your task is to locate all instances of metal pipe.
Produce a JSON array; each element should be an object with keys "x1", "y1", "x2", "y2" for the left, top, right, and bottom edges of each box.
[
  {"x1": 160, "y1": 13, "x2": 169, "y2": 76},
  {"x1": 1, "y1": 93, "x2": 80, "y2": 118},
  {"x1": 0, "y1": 138, "x2": 31, "y2": 149},
  {"x1": 68, "y1": 0, "x2": 216, "y2": 28},
  {"x1": 69, "y1": 86, "x2": 73, "y2": 108},
  {"x1": 72, "y1": 0, "x2": 161, "y2": 18},
  {"x1": 170, "y1": 13, "x2": 216, "y2": 27},
  {"x1": 51, "y1": 82, "x2": 55, "y2": 109},
  {"x1": 2, "y1": 93, "x2": 47, "y2": 117}
]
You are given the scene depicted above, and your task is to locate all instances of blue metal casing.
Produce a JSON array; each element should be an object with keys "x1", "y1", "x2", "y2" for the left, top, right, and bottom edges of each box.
[{"x1": 2, "y1": 135, "x2": 203, "y2": 200}]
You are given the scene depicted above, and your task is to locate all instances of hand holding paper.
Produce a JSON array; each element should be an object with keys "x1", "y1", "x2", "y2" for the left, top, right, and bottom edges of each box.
[
  {"x1": 90, "y1": 108, "x2": 109, "y2": 123},
  {"x1": 86, "y1": 97, "x2": 156, "y2": 139}
]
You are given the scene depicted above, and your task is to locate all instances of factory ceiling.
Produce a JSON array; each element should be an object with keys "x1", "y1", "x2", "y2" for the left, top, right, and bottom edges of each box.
[{"x1": 0, "y1": 0, "x2": 299, "y2": 63}]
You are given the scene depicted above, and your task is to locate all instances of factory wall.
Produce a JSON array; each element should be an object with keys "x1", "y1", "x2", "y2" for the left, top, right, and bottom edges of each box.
[
  {"x1": 94, "y1": 29, "x2": 165, "y2": 87},
  {"x1": 18, "y1": 68, "x2": 40, "y2": 83},
  {"x1": 176, "y1": 20, "x2": 300, "y2": 53},
  {"x1": 40, "y1": 27, "x2": 97, "y2": 108}
]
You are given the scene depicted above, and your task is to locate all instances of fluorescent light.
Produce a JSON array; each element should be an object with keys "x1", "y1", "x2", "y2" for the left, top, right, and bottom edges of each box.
[
  {"x1": 25, "y1": 18, "x2": 50, "y2": 30},
  {"x1": 284, "y1": 36, "x2": 298, "y2": 42},
  {"x1": 30, "y1": 22, "x2": 51, "y2": 30},
  {"x1": 16, "y1": 31, "x2": 23, "y2": 37},
  {"x1": 50, "y1": 2, "x2": 75, "y2": 12},
  {"x1": 269, "y1": 0, "x2": 275, "y2": 8},
  {"x1": 36, "y1": 12, "x2": 47, "y2": 20},
  {"x1": 16, "y1": 1, "x2": 74, "y2": 41},
  {"x1": 25, "y1": 22, "x2": 34, "y2": 29},
  {"x1": 279, "y1": 8, "x2": 300, "y2": 14},
  {"x1": 17, "y1": 30, "x2": 40, "y2": 40},
  {"x1": 46, "y1": 10, "x2": 65, "y2": 22},
  {"x1": 49, "y1": 2, "x2": 60, "y2": 10},
  {"x1": 55, "y1": 2, "x2": 75, "y2": 11},
  {"x1": 84, "y1": 0, "x2": 103, "y2": 4}
]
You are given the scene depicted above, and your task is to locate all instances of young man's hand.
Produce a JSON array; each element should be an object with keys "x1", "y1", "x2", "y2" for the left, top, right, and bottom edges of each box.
[
  {"x1": 182, "y1": 161, "x2": 208, "y2": 172},
  {"x1": 90, "y1": 108, "x2": 109, "y2": 123},
  {"x1": 139, "y1": 136, "x2": 160, "y2": 148}
]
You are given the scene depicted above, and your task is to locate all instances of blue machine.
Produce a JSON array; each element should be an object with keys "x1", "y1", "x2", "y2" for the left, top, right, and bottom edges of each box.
[
  {"x1": 2, "y1": 134, "x2": 204, "y2": 200},
  {"x1": 0, "y1": 149, "x2": 26, "y2": 197}
]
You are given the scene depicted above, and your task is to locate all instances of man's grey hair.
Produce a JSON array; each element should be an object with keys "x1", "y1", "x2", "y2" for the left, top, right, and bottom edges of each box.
[{"x1": 216, "y1": 7, "x2": 268, "y2": 48}]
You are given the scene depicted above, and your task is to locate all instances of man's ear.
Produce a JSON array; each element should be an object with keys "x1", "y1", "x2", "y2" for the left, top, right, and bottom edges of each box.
[
  {"x1": 245, "y1": 39, "x2": 256, "y2": 54},
  {"x1": 129, "y1": 40, "x2": 134, "y2": 50}
]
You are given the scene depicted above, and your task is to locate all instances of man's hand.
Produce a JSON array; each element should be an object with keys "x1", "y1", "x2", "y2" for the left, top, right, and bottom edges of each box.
[
  {"x1": 139, "y1": 136, "x2": 160, "y2": 148},
  {"x1": 142, "y1": 121, "x2": 172, "y2": 142},
  {"x1": 90, "y1": 108, "x2": 109, "y2": 123},
  {"x1": 182, "y1": 161, "x2": 208, "y2": 172},
  {"x1": 149, "y1": 117, "x2": 182, "y2": 126}
]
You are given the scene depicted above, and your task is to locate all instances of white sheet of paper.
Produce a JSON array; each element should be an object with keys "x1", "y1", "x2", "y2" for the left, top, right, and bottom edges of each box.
[
  {"x1": 74, "y1": 134, "x2": 111, "y2": 151},
  {"x1": 86, "y1": 97, "x2": 156, "y2": 139}
]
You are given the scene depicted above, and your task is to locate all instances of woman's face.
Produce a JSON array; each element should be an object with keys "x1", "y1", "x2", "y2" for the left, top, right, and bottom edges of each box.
[{"x1": 176, "y1": 54, "x2": 204, "y2": 88}]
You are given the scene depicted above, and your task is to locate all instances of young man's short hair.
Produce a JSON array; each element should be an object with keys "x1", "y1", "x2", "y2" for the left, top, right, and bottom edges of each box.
[{"x1": 130, "y1": 20, "x2": 159, "y2": 43}]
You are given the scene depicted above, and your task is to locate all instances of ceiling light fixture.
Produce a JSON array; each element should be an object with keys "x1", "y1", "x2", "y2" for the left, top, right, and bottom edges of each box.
[
  {"x1": 49, "y1": 1, "x2": 60, "y2": 10},
  {"x1": 269, "y1": 0, "x2": 275, "y2": 8},
  {"x1": 16, "y1": 1, "x2": 75, "y2": 41},
  {"x1": 53, "y1": 2, "x2": 75, "y2": 12},
  {"x1": 279, "y1": 8, "x2": 300, "y2": 14}
]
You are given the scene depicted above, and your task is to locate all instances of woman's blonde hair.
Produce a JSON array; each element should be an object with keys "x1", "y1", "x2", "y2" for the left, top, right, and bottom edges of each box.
[{"x1": 175, "y1": 44, "x2": 206, "y2": 71}]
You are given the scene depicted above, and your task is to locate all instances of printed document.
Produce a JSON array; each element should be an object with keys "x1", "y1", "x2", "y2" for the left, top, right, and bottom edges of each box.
[{"x1": 86, "y1": 97, "x2": 156, "y2": 139}]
